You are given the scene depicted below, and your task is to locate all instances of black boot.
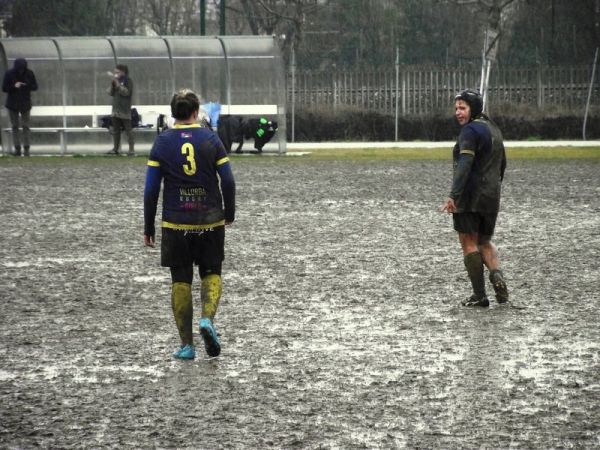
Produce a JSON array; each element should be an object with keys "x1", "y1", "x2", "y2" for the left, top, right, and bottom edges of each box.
[
  {"x1": 489, "y1": 270, "x2": 509, "y2": 303},
  {"x1": 13, "y1": 145, "x2": 21, "y2": 156},
  {"x1": 24, "y1": 146, "x2": 30, "y2": 157}
]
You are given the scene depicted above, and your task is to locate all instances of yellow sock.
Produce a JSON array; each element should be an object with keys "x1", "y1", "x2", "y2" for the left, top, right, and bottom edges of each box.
[
  {"x1": 171, "y1": 282, "x2": 193, "y2": 345},
  {"x1": 201, "y1": 274, "x2": 222, "y2": 321}
]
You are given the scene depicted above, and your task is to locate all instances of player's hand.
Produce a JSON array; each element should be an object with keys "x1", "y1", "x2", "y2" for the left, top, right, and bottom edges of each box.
[
  {"x1": 144, "y1": 235, "x2": 155, "y2": 247},
  {"x1": 440, "y1": 198, "x2": 456, "y2": 214}
]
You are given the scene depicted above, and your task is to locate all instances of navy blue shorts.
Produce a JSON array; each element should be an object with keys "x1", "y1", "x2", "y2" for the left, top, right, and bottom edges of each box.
[
  {"x1": 453, "y1": 212, "x2": 498, "y2": 237},
  {"x1": 161, "y1": 226, "x2": 225, "y2": 268}
]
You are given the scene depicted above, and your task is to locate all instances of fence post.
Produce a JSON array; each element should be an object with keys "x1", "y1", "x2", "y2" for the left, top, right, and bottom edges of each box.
[
  {"x1": 291, "y1": 45, "x2": 295, "y2": 142},
  {"x1": 402, "y1": 70, "x2": 406, "y2": 116},
  {"x1": 583, "y1": 47, "x2": 599, "y2": 140},
  {"x1": 333, "y1": 73, "x2": 337, "y2": 113},
  {"x1": 537, "y1": 64, "x2": 543, "y2": 109},
  {"x1": 395, "y1": 47, "x2": 399, "y2": 141}
]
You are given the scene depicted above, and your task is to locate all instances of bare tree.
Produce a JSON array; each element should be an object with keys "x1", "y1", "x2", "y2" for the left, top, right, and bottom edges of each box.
[
  {"x1": 454, "y1": 0, "x2": 521, "y2": 108},
  {"x1": 2, "y1": 0, "x2": 597, "y2": 70},
  {"x1": 226, "y1": 0, "x2": 320, "y2": 64},
  {"x1": 6, "y1": 0, "x2": 117, "y2": 36},
  {"x1": 143, "y1": 0, "x2": 199, "y2": 35},
  {"x1": 455, "y1": 0, "x2": 520, "y2": 47},
  {"x1": 106, "y1": 0, "x2": 142, "y2": 35}
]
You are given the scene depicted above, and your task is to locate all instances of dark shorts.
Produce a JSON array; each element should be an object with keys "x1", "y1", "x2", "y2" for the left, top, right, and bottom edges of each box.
[
  {"x1": 161, "y1": 226, "x2": 225, "y2": 268},
  {"x1": 453, "y1": 212, "x2": 498, "y2": 237}
]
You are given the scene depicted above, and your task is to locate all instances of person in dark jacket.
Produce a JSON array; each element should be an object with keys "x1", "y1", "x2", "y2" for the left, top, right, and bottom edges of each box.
[
  {"x1": 441, "y1": 89, "x2": 509, "y2": 307},
  {"x1": 107, "y1": 64, "x2": 134, "y2": 156},
  {"x1": 2, "y1": 58, "x2": 38, "y2": 156}
]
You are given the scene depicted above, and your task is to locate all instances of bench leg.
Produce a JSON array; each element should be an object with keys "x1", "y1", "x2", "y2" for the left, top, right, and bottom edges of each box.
[
  {"x1": 60, "y1": 130, "x2": 66, "y2": 155},
  {"x1": 2, "y1": 129, "x2": 13, "y2": 156}
]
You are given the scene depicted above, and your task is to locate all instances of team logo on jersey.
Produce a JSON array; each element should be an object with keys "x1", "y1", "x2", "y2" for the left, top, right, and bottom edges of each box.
[{"x1": 180, "y1": 132, "x2": 192, "y2": 139}]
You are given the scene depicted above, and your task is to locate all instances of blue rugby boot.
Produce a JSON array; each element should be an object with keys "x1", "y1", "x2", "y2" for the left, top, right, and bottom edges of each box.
[
  {"x1": 172, "y1": 344, "x2": 196, "y2": 360},
  {"x1": 199, "y1": 318, "x2": 221, "y2": 357}
]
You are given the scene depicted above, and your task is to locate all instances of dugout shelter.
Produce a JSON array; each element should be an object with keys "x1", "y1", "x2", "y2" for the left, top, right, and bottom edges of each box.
[{"x1": 0, "y1": 35, "x2": 287, "y2": 155}]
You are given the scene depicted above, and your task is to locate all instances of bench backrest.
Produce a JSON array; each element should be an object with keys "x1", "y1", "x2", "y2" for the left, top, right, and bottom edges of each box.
[{"x1": 30, "y1": 104, "x2": 278, "y2": 124}]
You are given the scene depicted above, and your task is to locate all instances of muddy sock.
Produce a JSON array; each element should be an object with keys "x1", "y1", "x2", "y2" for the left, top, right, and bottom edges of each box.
[
  {"x1": 489, "y1": 269, "x2": 509, "y2": 302},
  {"x1": 171, "y1": 282, "x2": 193, "y2": 346},
  {"x1": 489, "y1": 269, "x2": 504, "y2": 282},
  {"x1": 201, "y1": 274, "x2": 222, "y2": 321},
  {"x1": 464, "y1": 251, "x2": 486, "y2": 299}
]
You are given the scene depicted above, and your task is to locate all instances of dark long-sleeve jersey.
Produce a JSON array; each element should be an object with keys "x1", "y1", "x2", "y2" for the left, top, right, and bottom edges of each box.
[
  {"x1": 450, "y1": 117, "x2": 506, "y2": 214},
  {"x1": 144, "y1": 124, "x2": 235, "y2": 238}
]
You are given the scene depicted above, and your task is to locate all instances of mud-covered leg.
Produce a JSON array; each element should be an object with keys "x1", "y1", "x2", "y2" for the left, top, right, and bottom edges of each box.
[
  {"x1": 199, "y1": 271, "x2": 222, "y2": 357},
  {"x1": 171, "y1": 282, "x2": 193, "y2": 346},
  {"x1": 462, "y1": 251, "x2": 489, "y2": 307},
  {"x1": 479, "y1": 240, "x2": 509, "y2": 303},
  {"x1": 489, "y1": 269, "x2": 509, "y2": 303},
  {"x1": 201, "y1": 274, "x2": 222, "y2": 321}
]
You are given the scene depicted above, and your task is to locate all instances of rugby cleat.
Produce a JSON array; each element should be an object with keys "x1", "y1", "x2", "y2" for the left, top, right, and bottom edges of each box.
[
  {"x1": 199, "y1": 318, "x2": 221, "y2": 357},
  {"x1": 490, "y1": 270, "x2": 509, "y2": 303},
  {"x1": 172, "y1": 344, "x2": 196, "y2": 360},
  {"x1": 461, "y1": 295, "x2": 490, "y2": 307}
]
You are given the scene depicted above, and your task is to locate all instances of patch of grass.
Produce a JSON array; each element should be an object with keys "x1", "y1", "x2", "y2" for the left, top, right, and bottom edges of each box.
[
  {"x1": 505, "y1": 147, "x2": 600, "y2": 159},
  {"x1": 2, "y1": 146, "x2": 599, "y2": 166},
  {"x1": 282, "y1": 148, "x2": 451, "y2": 161},
  {"x1": 233, "y1": 146, "x2": 600, "y2": 161},
  {"x1": 0, "y1": 154, "x2": 143, "y2": 166}
]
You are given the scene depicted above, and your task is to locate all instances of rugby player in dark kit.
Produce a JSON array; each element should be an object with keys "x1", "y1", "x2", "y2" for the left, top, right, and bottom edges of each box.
[
  {"x1": 441, "y1": 89, "x2": 509, "y2": 307},
  {"x1": 144, "y1": 89, "x2": 236, "y2": 359}
]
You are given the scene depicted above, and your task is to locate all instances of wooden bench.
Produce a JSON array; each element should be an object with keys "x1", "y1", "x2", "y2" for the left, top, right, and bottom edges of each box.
[{"x1": 1, "y1": 104, "x2": 279, "y2": 155}]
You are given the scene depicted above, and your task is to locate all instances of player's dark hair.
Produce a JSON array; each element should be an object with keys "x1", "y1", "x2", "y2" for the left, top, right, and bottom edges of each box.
[
  {"x1": 455, "y1": 89, "x2": 483, "y2": 119},
  {"x1": 171, "y1": 89, "x2": 200, "y2": 120},
  {"x1": 115, "y1": 64, "x2": 128, "y2": 75}
]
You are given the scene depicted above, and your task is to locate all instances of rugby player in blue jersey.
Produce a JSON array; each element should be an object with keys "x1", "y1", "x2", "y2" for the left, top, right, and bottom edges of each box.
[
  {"x1": 144, "y1": 89, "x2": 235, "y2": 359},
  {"x1": 441, "y1": 89, "x2": 509, "y2": 307}
]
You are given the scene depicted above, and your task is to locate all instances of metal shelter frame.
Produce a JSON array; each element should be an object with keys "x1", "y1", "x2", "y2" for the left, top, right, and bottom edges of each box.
[{"x1": 0, "y1": 35, "x2": 286, "y2": 154}]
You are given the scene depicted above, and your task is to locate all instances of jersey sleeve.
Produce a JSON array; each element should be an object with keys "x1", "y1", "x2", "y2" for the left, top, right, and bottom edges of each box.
[
  {"x1": 211, "y1": 132, "x2": 236, "y2": 222},
  {"x1": 143, "y1": 139, "x2": 163, "y2": 237},
  {"x1": 458, "y1": 125, "x2": 478, "y2": 156},
  {"x1": 450, "y1": 125, "x2": 477, "y2": 200},
  {"x1": 449, "y1": 153, "x2": 474, "y2": 200},
  {"x1": 500, "y1": 141, "x2": 507, "y2": 181}
]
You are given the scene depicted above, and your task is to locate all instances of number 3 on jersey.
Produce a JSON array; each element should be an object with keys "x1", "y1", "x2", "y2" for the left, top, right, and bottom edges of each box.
[{"x1": 181, "y1": 142, "x2": 197, "y2": 175}]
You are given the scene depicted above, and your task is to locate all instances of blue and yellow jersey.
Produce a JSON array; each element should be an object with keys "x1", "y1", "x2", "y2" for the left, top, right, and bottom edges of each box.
[
  {"x1": 451, "y1": 117, "x2": 506, "y2": 214},
  {"x1": 144, "y1": 124, "x2": 235, "y2": 237}
]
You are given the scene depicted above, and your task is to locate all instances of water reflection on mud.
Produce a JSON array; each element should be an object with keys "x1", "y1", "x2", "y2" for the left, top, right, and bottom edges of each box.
[{"x1": 1, "y1": 158, "x2": 599, "y2": 448}]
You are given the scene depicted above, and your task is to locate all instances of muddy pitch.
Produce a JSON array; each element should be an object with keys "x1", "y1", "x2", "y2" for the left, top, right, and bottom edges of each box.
[{"x1": 0, "y1": 155, "x2": 599, "y2": 449}]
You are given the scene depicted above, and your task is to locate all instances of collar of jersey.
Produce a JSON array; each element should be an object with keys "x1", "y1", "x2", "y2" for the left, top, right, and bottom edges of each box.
[{"x1": 173, "y1": 123, "x2": 202, "y2": 129}]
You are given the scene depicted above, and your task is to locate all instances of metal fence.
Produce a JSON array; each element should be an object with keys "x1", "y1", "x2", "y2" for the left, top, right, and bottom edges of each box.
[{"x1": 288, "y1": 65, "x2": 598, "y2": 116}]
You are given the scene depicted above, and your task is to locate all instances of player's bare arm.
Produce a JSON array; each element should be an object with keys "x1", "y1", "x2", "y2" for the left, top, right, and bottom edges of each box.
[
  {"x1": 144, "y1": 235, "x2": 155, "y2": 247},
  {"x1": 441, "y1": 198, "x2": 457, "y2": 213}
]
